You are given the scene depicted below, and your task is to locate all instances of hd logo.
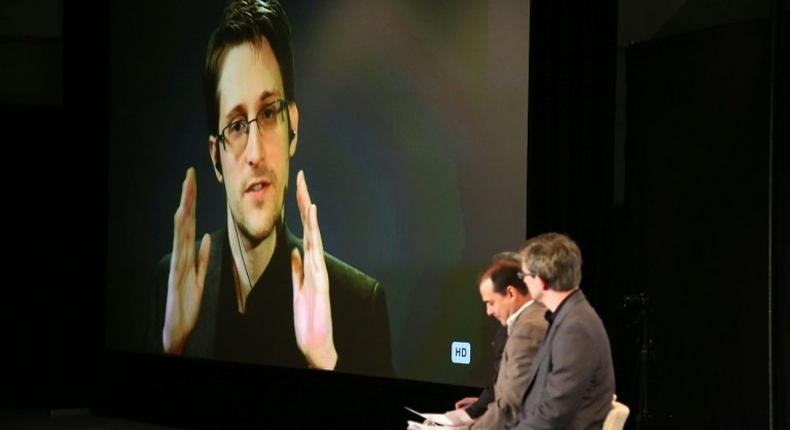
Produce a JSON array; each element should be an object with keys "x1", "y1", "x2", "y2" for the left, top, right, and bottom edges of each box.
[{"x1": 450, "y1": 341, "x2": 471, "y2": 364}]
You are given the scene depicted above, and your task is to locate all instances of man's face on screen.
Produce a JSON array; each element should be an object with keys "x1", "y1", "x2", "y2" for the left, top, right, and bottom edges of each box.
[
  {"x1": 479, "y1": 278, "x2": 513, "y2": 326},
  {"x1": 215, "y1": 39, "x2": 296, "y2": 243}
]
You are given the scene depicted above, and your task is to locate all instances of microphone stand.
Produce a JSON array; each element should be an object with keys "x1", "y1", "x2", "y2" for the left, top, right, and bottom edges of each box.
[{"x1": 623, "y1": 292, "x2": 651, "y2": 430}]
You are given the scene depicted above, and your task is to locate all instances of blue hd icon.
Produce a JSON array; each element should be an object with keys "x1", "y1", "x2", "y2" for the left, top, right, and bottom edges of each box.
[{"x1": 450, "y1": 341, "x2": 471, "y2": 364}]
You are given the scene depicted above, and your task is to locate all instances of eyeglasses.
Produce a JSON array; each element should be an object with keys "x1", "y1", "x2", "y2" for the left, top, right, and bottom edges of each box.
[
  {"x1": 517, "y1": 270, "x2": 537, "y2": 280},
  {"x1": 218, "y1": 99, "x2": 289, "y2": 153}
]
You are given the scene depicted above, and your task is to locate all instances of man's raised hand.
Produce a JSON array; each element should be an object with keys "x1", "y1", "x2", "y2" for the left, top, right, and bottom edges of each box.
[
  {"x1": 291, "y1": 170, "x2": 337, "y2": 370},
  {"x1": 163, "y1": 167, "x2": 211, "y2": 354}
]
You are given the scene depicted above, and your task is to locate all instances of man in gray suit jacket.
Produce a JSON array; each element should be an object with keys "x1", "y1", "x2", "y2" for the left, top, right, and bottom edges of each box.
[
  {"x1": 512, "y1": 233, "x2": 615, "y2": 430},
  {"x1": 469, "y1": 258, "x2": 548, "y2": 429}
]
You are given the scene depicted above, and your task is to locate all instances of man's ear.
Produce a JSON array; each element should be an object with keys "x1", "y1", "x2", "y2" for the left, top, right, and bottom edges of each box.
[
  {"x1": 287, "y1": 101, "x2": 299, "y2": 157},
  {"x1": 539, "y1": 277, "x2": 550, "y2": 291},
  {"x1": 208, "y1": 135, "x2": 223, "y2": 183}
]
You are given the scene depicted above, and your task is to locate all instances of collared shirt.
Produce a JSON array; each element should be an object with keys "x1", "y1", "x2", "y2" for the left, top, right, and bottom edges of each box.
[
  {"x1": 506, "y1": 299, "x2": 535, "y2": 336},
  {"x1": 544, "y1": 288, "x2": 580, "y2": 328}
]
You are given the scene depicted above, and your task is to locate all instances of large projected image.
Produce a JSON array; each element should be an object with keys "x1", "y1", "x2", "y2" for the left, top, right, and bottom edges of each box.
[{"x1": 108, "y1": 0, "x2": 529, "y2": 387}]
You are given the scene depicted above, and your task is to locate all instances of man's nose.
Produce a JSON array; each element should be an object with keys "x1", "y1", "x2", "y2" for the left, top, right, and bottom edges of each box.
[{"x1": 245, "y1": 120, "x2": 266, "y2": 165}]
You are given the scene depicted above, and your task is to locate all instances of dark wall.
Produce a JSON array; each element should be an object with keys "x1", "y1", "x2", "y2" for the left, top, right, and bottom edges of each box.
[
  {"x1": 526, "y1": 0, "x2": 628, "y2": 415},
  {"x1": 526, "y1": 0, "x2": 620, "y2": 362},
  {"x1": 528, "y1": 1, "x2": 787, "y2": 429},
  {"x1": 624, "y1": 16, "x2": 786, "y2": 429},
  {"x1": 94, "y1": 351, "x2": 480, "y2": 428},
  {"x1": 0, "y1": 0, "x2": 62, "y2": 105},
  {"x1": 626, "y1": 20, "x2": 769, "y2": 428},
  {"x1": 771, "y1": 5, "x2": 790, "y2": 430},
  {"x1": 1, "y1": 0, "x2": 100, "y2": 410}
]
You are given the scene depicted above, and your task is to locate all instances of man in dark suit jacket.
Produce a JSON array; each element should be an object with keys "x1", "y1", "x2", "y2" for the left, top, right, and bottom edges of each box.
[
  {"x1": 454, "y1": 326, "x2": 507, "y2": 418},
  {"x1": 152, "y1": 0, "x2": 392, "y2": 377},
  {"x1": 512, "y1": 233, "x2": 615, "y2": 430}
]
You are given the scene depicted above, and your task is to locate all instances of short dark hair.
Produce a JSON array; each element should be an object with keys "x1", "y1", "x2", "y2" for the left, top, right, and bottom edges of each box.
[
  {"x1": 480, "y1": 258, "x2": 528, "y2": 296},
  {"x1": 520, "y1": 232, "x2": 582, "y2": 292},
  {"x1": 203, "y1": 0, "x2": 295, "y2": 136}
]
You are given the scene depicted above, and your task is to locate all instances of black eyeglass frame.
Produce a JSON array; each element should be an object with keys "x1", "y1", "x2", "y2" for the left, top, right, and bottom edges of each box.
[
  {"x1": 217, "y1": 98, "x2": 290, "y2": 150},
  {"x1": 517, "y1": 270, "x2": 538, "y2": 280}
]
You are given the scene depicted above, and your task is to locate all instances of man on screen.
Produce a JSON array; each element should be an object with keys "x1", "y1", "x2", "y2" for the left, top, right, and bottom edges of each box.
[{"x1": 149, "y1": 0, "x2": 392, "y2": 376}]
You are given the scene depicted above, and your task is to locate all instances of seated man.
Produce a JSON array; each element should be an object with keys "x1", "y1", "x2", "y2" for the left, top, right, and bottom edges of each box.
[
  {"x1": 468, "y1": 257, "x2": 548, "y2": 429},
  {"x1": 454, "y1": 325, "x2": 507, "y2": 419},
  {"x1": 513, "y1": 233, "x2": 615, "y2": 429}
]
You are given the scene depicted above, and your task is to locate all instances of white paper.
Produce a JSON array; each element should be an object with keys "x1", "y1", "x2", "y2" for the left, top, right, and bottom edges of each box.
[{"x1": 404, "y1": 406, "x2": 474, "y2": 428}]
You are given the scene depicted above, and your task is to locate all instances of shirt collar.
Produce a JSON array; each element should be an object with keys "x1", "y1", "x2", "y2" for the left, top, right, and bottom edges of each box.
[
  {"x1": 506, "y1": 299, "x2": 535, "y2": 334},
  {"x1": 544, "y1": 288, "x2": 580, "y2": 326}
]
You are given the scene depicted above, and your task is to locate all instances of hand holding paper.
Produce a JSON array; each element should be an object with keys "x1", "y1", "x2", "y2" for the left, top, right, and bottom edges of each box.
[{"x1": 404, "y1": 406, "x2": 473, "y2": 429}]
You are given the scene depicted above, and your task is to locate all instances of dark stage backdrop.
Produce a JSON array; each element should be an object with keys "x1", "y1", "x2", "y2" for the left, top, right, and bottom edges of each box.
[
  {"x1": 773, "y1": 5, "x2": 790, "y2": 429},
  {"x1": 624, "y1": 17, "x2": 783, "y2": 430},
  {"x1": 527, "y1": 0, "x2": 788, "y2": 429}
]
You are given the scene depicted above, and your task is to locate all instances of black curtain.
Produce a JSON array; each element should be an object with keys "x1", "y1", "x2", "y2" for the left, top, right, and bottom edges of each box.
[
  {"x1": 626, "y1": 20, "x2": 771, "y2": 428},
  {"x1": 528, "y1": 1, "x2": 788, "y2": 429},
  {"x1": 526, "y1": 0, "x2": 627, "y2": 413},
  {"x1": 1, "y1": 1, "x2": 104, "y2": 410},
  {"x1": 527, "y1": 0, "x2": 618, "y2": 302},
  {"x1": 771, "y1": 5, "x2": 790, "y2": 430}
]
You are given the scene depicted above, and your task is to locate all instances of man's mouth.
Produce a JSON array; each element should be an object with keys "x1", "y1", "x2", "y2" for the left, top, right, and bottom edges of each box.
[
  {"x1": 245, "y1": 179, "x2": 272, "y2": 200},
  {"x1": 246, "y1": 178, "x2": 271, "y2": 191},
  {"x1": 248, "y1": 183, "x2": 267, "y2": 192}
]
